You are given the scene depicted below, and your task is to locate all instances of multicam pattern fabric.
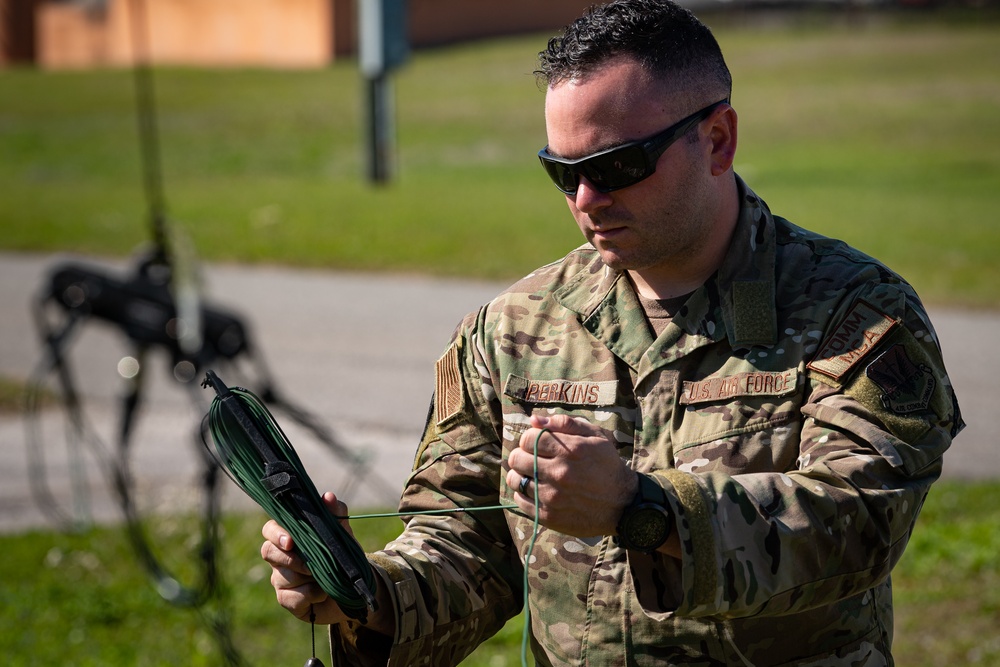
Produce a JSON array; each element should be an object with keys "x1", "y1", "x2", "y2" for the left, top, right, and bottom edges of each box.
[{"x1": 330, "y1": 177, "x2": 963, "y2": 666}]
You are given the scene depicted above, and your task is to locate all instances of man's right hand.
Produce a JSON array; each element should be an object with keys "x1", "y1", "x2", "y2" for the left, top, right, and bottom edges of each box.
[{"x1": 260, "y1": 491, "x2": 354, "y2": 625}]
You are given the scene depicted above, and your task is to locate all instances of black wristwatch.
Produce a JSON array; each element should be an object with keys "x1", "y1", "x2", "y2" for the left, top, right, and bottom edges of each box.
[{"x1": 615, "y1": 472, "x2": 673, "y2": 553}]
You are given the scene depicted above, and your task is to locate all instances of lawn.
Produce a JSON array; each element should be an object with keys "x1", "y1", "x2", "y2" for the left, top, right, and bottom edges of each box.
[{"x1": 0, "y1": 479, "x2": 996, "y2": 665}]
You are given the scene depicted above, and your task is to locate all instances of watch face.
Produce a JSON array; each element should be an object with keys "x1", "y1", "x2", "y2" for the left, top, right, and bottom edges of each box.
[{"x1": 624, "y1": 503, "x2": 671, "y2": 551}]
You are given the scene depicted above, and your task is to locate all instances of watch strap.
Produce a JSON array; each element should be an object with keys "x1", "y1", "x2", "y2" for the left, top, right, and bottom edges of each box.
[{"x1": 636, "y1": 471, "x2": 668, "y2": 506}]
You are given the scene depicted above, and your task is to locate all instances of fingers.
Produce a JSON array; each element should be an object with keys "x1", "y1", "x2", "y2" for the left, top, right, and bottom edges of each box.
[
  {"x1": 260, "y1": 519, "x2": 293, "y2": 562},
  {"x1": 532, "y1": 412, "x2": 601, "y2": 435},
  {"x1": 261, "y1": 502, "x2": 350, "y2": 625},
  {"x1": 518, "y1": 413, "x2": 603, "y2": 455},
  {"x1": 322, "y1": 491, "x2": 342, "y2": 512},
  {"x1": 271, "y1": 568, "x2": 338, "y2": 623},
  {"x1": 261, "y1": 520, "x2": 324, "y2": 621},
  {"x1": 260, "y1": 492, "x2": 352, "y2": 567},
  {"x1": 269, "y1": 559, "x2": 320, "y2": 598},
  {"x1": 262, "y1": 520, "x2": 302, "y2": 567},
  {"x1": 504, "y1": 468, "x2": 535, "y2": 500},
  {"x1": 262, "y1": 518, "x2": 291, "y2": 550},
  {"x1": 261, "y1": 494, "x2": 342, "y2": 606},
  {"x1": 507, "y1": 413, "x2": 617, "y2": 503},
  {"x1": 507, "y1": 416, "x2": 562, "y2": 493}
]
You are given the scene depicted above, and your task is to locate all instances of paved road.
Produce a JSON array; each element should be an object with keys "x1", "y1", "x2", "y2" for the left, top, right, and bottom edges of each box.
[{"x1": 1, "y1": 252, "x2": 995, "y2": 533}]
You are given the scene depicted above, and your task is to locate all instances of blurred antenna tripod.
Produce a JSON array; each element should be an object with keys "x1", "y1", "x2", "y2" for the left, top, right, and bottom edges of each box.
[{"x1": 22, "y1": 1, "x2": 396, "y2": 663}]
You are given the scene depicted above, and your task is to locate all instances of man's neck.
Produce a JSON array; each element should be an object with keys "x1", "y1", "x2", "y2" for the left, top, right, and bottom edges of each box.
[
  {"x1": 628, "y1": 270, "x2": 710, "y2": 301},
  {"x1": 630, "y1": 177, "x2": 740, "y2": 300}
]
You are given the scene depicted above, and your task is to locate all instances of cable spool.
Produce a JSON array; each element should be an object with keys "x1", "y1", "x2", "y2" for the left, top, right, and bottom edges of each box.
[
  {"x1": 201, "y1": 370, "x2": 378, "y2": 622},
  {"x1": 203, "y1": 368, "x2": 542, "y2": 665}
]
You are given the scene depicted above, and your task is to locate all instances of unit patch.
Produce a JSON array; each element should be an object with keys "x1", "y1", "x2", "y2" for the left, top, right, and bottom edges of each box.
[
  {"x1": 680, "y1": 370, "x2": 797, "y2": 405},
  {"x1": 865, "y1": 344, "x2": 936, "y2": 414},
  {"x1": 504, "y1": 374, "x2": 617, "y2": 406},
  {"x1": 807, "y1": 300, "x2": 898, "y2": 381}
]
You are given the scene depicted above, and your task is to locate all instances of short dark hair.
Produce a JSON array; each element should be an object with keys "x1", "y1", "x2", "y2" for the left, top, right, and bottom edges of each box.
[{"x1": 536, "y1": 0, "x2": 732, "y2": 100}]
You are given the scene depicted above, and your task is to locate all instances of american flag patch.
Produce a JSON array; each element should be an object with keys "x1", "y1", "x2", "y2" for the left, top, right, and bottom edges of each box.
[{"x1": 435, "y1": 342, "x2": 464, "y2": 425}]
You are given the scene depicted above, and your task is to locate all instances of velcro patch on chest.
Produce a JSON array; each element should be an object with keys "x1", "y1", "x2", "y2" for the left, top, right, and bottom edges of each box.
[
  {"x1": 807, "y1": 299, "x2": 898, "y2": 381},
  {"x1": 503, "y1": 374, "x2": 618, "y2": 406},
  {"x1": 680, "y1": 369, "x2": 798, "y2": 405}
]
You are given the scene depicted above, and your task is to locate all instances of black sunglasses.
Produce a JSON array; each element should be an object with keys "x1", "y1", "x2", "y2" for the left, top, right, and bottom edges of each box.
[{"x1": 538, "y1": 99, "x2": 729, "y2": 195}]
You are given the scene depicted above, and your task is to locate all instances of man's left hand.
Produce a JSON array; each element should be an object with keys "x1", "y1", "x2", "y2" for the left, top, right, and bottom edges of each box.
[{"x1": 506, "y1": 413, "x2": 638, "y2": 538}]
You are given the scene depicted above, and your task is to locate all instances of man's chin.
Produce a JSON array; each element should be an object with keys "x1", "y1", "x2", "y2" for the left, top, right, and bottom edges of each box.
[{"x1": 591, "y1": 245, "x2": 632, "y2": 271}]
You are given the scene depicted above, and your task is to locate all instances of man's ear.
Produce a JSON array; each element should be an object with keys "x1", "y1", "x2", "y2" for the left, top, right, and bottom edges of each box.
[{"x1": 708, "y1": 104, "x2": 738, "y2": 176}]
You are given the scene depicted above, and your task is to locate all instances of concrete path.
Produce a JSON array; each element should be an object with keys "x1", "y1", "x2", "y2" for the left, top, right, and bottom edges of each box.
[{"x1": 1, "y1": 252, "x2": 995, "y2": 533}]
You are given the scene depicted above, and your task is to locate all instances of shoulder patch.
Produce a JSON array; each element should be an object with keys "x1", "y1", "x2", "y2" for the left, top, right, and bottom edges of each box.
[
  {"x1": 865, "y1": 343, "x2": 936, "y2": 414},
  {"x1": 807, "y1": 299, "x2": 898, "y2": 381},
  {"x1": 434, "y1": 341, "x2": 465, "y2": 426}
]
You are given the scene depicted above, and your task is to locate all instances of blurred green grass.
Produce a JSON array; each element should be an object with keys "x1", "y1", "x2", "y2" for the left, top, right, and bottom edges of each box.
[
  {"x1": 1, "y1": 479, "x2": 996, "y2": 665},
  {"x1": 1, "y1": 13, "x2": 998, "y2": 306}
]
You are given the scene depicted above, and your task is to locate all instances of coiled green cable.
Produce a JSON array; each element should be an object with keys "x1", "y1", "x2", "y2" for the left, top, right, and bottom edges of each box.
[
  {"x1": 203, "y1": 370, "x2": 541, "y2": 664},
  {"x1": 202, "y1": 370, "x2": 378, "y2": 621}
]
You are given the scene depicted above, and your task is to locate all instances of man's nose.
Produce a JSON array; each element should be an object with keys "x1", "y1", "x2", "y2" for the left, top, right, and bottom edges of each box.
[{"x1": 571, "y1": 177, "x2": 613, "y2": 213}]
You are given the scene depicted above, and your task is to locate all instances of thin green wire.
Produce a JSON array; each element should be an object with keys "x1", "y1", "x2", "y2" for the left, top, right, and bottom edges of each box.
[
  {"x1": 521, "y1": 429, "x2": 543, "y2": 666},
  {"x1": 208, "y1": 386, "x2": 542, "y2": 665}
]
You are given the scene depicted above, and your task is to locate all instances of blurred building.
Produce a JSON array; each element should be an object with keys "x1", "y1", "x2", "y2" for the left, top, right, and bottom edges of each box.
[
  {"x1": 1, "y1": 0, "x2": 595, "y2": 69},
  {"x1": 1, "y1": 0, "x2": 41, "y2": 65}
]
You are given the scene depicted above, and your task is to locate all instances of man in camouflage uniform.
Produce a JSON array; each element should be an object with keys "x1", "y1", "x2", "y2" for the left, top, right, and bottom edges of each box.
[{"x1": 262, "y1": 1, "x2": 963, "y2": 664}]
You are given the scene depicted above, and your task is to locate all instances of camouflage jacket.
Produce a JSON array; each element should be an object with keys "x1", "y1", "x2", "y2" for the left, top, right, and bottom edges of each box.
[{"x1": 330, "y1": 178, "x2": 963, "y2": 666}]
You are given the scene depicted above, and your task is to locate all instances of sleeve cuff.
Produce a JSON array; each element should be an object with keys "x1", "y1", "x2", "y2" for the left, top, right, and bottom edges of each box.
[{"x1": 659, "y1": 469, "x2": 720, "y2": 612}]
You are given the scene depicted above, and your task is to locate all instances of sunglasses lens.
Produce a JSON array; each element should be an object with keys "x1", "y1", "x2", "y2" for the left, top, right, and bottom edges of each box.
[
  {"x1": 540, "y1": 157, "x2": 579, "y2": 194},
  {"x1": 540, "y1": 146, "x2": 652, "y2": 195},
  {"x1": 582, "y1": 146, "x2": 648, "y2": 192}
]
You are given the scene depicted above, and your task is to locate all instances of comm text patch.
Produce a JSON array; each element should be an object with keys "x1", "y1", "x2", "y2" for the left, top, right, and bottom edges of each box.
[{"x1": 807, "y1": 300, "x2": 897, "y2": 381}]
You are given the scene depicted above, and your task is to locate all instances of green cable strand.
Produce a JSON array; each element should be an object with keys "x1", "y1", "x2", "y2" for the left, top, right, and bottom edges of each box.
[{"x1": 521, "y1": 429, "x2": 542, "y2": 667}]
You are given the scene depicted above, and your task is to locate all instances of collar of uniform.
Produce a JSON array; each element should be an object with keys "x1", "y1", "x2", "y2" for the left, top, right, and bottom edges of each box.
[
  {"x1": 551, "y1": 250, "x2": 619, "y2": 319},
  {"x1": 551, "y1": 175, "x2": 778, "y2": 358},
  {"x1": 552, "y1": 257, "x2": 653, "y2": 370},
  {"x1": 712, "y1": 176, "x2": 778, "y2": 348}
]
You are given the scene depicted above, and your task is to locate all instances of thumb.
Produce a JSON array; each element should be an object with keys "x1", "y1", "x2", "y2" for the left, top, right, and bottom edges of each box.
[
  {"x1": 322, "y1": 491, "x2": 345, "y2": 514},
  {"x1": 323, "y1": 492, "x2": 356, "y2": 538}
]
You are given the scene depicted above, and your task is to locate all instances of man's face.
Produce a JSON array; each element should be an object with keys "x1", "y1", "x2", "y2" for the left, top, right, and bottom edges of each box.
[{"x1": 543, "y1": 59, "x2": 716, "y2": 284}]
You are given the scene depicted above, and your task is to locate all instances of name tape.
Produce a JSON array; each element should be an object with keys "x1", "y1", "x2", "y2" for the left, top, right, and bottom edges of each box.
[{"x1": 504, "y1": 374, "x2": 618, "y2": 406}]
